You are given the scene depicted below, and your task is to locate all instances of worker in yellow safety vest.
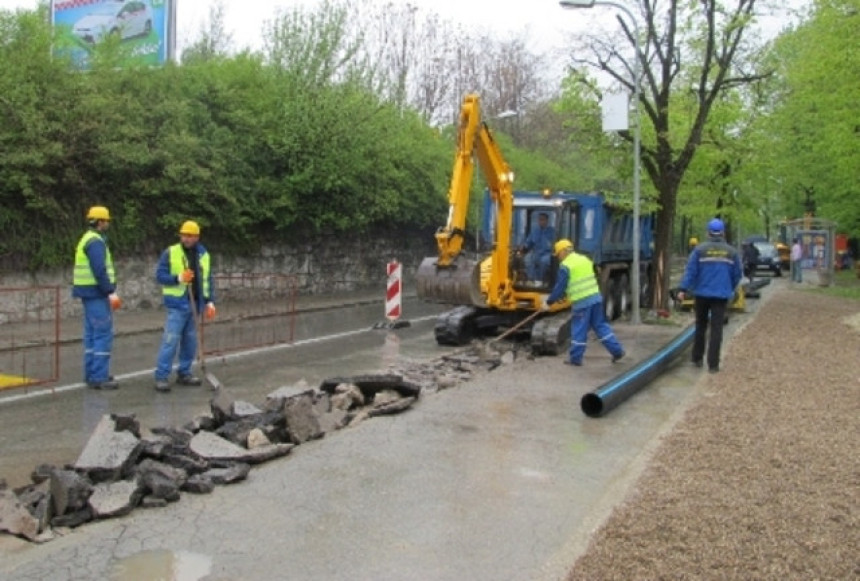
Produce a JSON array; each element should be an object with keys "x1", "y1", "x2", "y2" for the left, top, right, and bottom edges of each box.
[
  {"x1": 72, "y1": 206, "x2": 121, "y2": 390},
  {"x1": 153, "y1": 220, "x2": 216, "y2": 392},
  {"x1": 541, "y1": 239, "x2": 625, "y2": 366}
]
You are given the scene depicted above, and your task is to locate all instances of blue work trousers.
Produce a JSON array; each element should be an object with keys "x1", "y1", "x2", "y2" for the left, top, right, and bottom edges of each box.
[
  {"x1": 526, "y1": 252, "x2": 551, "y2": 282},
  {"x1": 82, "y1": 297, "x2": 114, "y2": 384},
  {"x1": 154, "y1": 307, "x2": 197, "y2": 381},
  {"x1": 569, "y1": 301, "x2": 624, "y2": 364}
]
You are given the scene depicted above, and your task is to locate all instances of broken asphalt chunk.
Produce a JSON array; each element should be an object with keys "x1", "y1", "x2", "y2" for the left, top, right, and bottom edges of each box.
[{"x1": 74, "y1": 415, "x2": 142, "y2": 483}]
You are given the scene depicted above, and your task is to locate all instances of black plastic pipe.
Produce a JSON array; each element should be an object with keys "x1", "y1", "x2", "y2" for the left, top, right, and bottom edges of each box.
[{"x1": 581, "y1": 323, "x2": 695, "y2": 418}]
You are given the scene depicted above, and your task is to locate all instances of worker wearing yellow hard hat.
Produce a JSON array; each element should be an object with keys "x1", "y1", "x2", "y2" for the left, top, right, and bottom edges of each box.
[
  {"x1": 179, "y1": 220, "x2": 200, "y2": 236},
  {"x1": 72, "y1": 205, "x2": 120, "y2": 390},
  {"x1": 542, "y1": 238, "x2": 625, "y2": 366},
  {"x1": 554, "y1": 239, "x2": 573, "y2": 256},
  {"x1": 153, "y1": 220, "x2": 216, "y2": 392}
]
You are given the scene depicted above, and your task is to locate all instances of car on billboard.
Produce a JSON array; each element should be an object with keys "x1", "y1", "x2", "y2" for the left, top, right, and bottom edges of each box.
[{"x1": 72, "y1": 0, "x2": 153, "y2": 44}]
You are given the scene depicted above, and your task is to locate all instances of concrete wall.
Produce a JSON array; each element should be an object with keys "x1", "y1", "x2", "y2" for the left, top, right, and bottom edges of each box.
[{"x1": 0, "y1": 233, "x2": 437, "y2": 322}]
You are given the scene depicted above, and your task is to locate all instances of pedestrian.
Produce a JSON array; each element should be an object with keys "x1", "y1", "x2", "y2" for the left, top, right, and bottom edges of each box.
[
  {"x1": 742, "y1": 241, "x2": 760, "y2": 283},
  {"x1": 677, "y1": 218, "x2": 742, "y2": 374},
  {"x1": 520, "y1": 212, "x2": 555, "y2": 285},
  {"x1": 72, "y1": 206, "x2": 121, "y2": 390},
  {"x1": 541, "y1": 239, "x2": 624, "y2": 366},
  {"x1": 153, "y1": 220, "x2": 216, "y2": 392},
  {"x1": 791, "y1": 236, "x2": 803, "y2": 283}
]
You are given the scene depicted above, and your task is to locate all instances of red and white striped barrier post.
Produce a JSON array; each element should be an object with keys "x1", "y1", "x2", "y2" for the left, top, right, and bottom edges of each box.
[{"x1": 386, "y1": 260, "x2": 402, "y2": 322}]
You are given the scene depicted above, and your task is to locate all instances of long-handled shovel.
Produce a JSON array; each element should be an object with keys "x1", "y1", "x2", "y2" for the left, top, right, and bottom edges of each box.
[
  {"x1": 489, "y1": 309, "x2": 544, "y2": 345},
  {"x1": 188, "y1": 288, "x2": 222, "y2": 391}
]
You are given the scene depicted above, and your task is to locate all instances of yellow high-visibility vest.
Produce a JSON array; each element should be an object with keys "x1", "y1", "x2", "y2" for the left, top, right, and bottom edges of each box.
[
  {"x1": 163, "y1": 244, "x2": 211, "y2": 298},
  {"x1": 562, "y1": 252, "x2": 599, "y2": 302},
  {"x1": 73, "y1": 231, "x2": 115, "y2": 286}
]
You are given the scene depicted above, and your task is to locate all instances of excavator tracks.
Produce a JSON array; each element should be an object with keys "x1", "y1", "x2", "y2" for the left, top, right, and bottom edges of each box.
[
  {"x1": 529, "y1": 311, "x2": 572, "y2": 355},
  {"x1": 433, "y1": 305, "x2": 479, "y2": 346},
  {"x1": 433, "y1": 305, "x2": 571, "y2": 356}
]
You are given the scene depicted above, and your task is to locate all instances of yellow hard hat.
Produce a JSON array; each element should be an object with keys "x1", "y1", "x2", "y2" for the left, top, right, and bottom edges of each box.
[
  {"x1": 554, "y1": 239, "x2": 573, "y2": 256},
  {"x1": 689, "y1": 237, "x2": 698, "y2": 246},
  {"x1": 86, "y1": 206, "x2": 110, "y2": 221},
  {"x1": 179, "y1": 220, "x2": 200, "y2": 236}
]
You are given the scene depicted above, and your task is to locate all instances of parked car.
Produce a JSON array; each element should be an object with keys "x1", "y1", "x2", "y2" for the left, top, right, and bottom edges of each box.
[
  {"x1": 752, "y1": 241, "x2": 782, "y2": 276},
  {"x1": 73, "y1": 1, "x2": 153, "y2": 44}
]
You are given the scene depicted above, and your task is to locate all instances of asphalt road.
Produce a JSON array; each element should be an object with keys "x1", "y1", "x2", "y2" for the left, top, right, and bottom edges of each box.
[
  {"x1": 0, "y1": 298, "x2": 447, "y2": 489},
  {"x1": 0, "y1": 284, "x2": 774, "y2": 580}
]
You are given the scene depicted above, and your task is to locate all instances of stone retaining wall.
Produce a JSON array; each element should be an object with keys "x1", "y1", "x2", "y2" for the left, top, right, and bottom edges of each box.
[{"x1": 0, "y1": 233, "x2": 437, "y2": 321}]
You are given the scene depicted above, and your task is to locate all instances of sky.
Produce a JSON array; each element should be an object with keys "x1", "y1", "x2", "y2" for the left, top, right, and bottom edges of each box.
[
  {"x1": 0, "y1": 0, "x2": 807, "y2": 57},
  {"x1": 0, "y1": 0, "x2": 577, "y2": 54},
  {"x1": 0, "y1": 0, "x2": 807, "y2": 85}
]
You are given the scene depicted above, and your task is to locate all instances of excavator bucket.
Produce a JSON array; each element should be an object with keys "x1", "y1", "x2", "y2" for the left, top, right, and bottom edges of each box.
[{"x1": 416, "y1": 256, "x2": 485, "y2": 306}]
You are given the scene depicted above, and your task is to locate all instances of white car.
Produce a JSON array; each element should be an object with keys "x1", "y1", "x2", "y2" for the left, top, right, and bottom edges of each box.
[{"x1": 72, "y1": 1, "x2": 153, "y2": 44}]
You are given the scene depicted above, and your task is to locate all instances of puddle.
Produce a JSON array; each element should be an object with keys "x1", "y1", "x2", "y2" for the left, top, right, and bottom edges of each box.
[{"x1": 112, "y1": 550, "x2": 212, "y2": 581}]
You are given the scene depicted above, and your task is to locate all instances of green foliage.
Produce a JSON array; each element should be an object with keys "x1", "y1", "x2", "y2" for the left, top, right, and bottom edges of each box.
[
  {"x1": 0, "y1": 4, "x2": 450, "y2": 270},
  {"x1": 751, "y1": 0, "x2": 860, "y2": 236}
]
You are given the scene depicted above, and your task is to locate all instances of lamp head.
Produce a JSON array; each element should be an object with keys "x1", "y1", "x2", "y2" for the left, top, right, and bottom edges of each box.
[{"x1": 559, "y1": 0, "x2": 597, "y2": 8}]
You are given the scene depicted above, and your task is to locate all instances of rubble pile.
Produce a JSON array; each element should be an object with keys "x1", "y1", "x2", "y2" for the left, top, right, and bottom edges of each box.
[{"x1": 0, "y1": 342, "x2": 519, "y2": 543}]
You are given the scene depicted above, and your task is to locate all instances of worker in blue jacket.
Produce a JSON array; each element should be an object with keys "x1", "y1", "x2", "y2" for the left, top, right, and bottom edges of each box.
[
  {"x1": 153, "y1": 220, "x2": 216, "y2": 392},
  {"x1": 677, "y1": 218, "x2": 742, "y2": 374},
  {"x1": 72, "y1": 206, "x2": 121, "y2": 390},
  {"x1": 519, "y1": 212, "x2": 555, "y2": 284}
]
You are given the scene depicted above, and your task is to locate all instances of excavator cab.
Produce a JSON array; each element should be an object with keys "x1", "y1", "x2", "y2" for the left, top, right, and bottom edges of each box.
[
  {"x1": 511, "y1": 208, "x2": 557, "y2": 288},
  {"x1": 484, "y1": 192, "x2": 578, "y2": 293}
]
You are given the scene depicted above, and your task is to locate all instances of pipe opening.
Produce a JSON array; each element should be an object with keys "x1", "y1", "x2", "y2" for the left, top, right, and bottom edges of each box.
[{"x1": 581, "y1": 393, "x2": 604, "y2": 418}]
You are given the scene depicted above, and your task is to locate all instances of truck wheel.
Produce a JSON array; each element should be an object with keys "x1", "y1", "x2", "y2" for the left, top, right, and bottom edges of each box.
[
  {"x1": 639, "y1": 270, "x2": 653, "y2": 310},
  {"x1": 603, "y1": 277, "x2": 618, "y2": 321},
  {"x1": 618, "y1": 274, "x2": 630, "y2": 317}
]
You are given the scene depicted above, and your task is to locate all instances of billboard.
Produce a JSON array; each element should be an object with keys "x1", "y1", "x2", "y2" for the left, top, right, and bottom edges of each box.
[{"x1": 51, "y1": 0, "x2": 176, "y2": 69}]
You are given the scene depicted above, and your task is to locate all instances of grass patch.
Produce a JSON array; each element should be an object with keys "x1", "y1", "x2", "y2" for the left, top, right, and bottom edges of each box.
[{"x1": 807, "y1": 269, "x2": 860, "y2": 300}]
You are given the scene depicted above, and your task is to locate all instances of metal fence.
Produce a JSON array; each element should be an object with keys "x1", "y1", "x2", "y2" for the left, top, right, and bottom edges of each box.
[
  {"x1": 201, "y1": 273, "x2": 298, "y2": 356},
  {"x1": 0, "y1": 286, "x2": 60, "y2": 390}
]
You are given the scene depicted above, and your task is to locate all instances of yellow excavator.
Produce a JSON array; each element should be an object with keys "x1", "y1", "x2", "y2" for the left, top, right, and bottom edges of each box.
[{"x1": 415, "y1": 94, "x2": 574, "y2": 353}]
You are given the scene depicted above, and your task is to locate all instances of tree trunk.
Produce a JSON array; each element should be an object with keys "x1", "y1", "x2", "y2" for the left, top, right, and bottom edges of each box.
[{"x1": 652, "y1": 179, "x2": 680, "y2": 311}]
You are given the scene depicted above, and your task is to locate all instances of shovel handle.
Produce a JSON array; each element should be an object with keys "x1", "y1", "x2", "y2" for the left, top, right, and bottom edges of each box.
[{"x1": 490, "y1": 309, "x2": 543, "y2": 344}]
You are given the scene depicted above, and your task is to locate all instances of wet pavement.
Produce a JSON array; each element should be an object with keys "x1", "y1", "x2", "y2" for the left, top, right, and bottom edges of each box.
[
  {"x1": 0, "y1": 281, "x2": 778, "y2": 580},
  {"x1": 0, "y1": 293, "x2": 448, "y2": 489}
]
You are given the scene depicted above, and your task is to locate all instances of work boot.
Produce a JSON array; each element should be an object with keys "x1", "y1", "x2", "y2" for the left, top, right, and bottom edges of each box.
[
  {"x1": 176, "y1": 375, "x2": 202, "y2": 386},
  {"x1": 612, "y1": 351, "x2": 626, "y2": 363},
  {"x1": 154, "y1": 380, "x2": 171, "y2": 392},
  {"x1": 89, "y1": 379, "x2": 119, "y2": 390}
]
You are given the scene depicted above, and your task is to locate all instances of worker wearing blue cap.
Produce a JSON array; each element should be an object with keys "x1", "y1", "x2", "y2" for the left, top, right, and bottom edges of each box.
[{"x1": 677, "y1": 218, "x2": 742, "y2": 373}]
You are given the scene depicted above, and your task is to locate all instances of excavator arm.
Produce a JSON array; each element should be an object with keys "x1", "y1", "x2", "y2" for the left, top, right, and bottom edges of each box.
[
  {"x1": 473, "y1": 115, "x2": 515, "y2": 308},
  {"x1": 419, "y1": 94, "x2": 516, "y2": 308}
]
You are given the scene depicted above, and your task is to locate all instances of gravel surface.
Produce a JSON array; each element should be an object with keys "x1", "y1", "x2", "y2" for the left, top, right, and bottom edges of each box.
[{"x1": 566, "y1": 288, "x2": 859, "y2": 580}]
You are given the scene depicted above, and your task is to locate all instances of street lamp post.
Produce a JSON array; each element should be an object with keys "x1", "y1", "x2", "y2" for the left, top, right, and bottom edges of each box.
[{"x1": 560, "y1": 0, "x2": 642, "y2": 324}]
